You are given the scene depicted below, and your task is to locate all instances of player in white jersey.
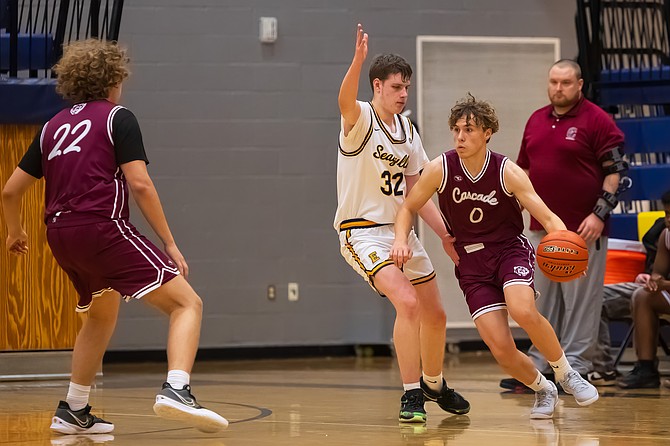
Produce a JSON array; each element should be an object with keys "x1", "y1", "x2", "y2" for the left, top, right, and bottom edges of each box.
[{"x1": 335, "y1": 23, "x2": 470, "y2": 423}]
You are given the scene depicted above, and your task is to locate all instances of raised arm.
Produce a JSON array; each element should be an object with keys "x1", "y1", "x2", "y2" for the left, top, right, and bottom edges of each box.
[
  {"x1": 503, "y1": 160, "x2": 566, "y2": 233},
  {"x1": 338, "y1": 23, "x2": 368, "y2": 134}
]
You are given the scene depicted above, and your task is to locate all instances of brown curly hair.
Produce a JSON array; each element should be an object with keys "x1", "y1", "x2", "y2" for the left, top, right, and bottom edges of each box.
[
  {"x1": 54, "y1": 39, "x2": 130, "y2": 103},
  {"x1": 448, "y1": 93, "x2": 499, "y2": 135}
]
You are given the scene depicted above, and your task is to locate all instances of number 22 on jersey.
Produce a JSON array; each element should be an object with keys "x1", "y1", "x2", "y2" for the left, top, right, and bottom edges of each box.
[{"x1": 47, "y1": 119, "x2": 92, "y2": 161}]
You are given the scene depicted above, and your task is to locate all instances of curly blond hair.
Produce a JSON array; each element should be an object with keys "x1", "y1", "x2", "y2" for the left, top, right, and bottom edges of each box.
[
  {"x1": 54, "y1": 39, "x2": 130, "y2": 103},
  {"x1": 448, "y1": 93, "x2": 499, "y2": 135}
]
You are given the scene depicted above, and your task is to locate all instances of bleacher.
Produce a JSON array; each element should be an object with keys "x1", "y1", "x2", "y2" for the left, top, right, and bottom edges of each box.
[
  {"x1": 576, "y1": 0, "x2": 670, "y2": 241},
  {"x1": 0, "y1": 0, "x2": 124, "y2": 124}
]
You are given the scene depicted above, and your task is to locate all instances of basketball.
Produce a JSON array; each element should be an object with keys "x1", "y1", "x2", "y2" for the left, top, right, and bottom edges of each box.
[{"x1": 536, "y1": 230, "x2": 588, "y2": 282}]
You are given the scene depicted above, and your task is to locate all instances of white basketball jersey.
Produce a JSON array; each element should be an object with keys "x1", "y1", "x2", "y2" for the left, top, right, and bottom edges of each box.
[{"x1": 334, "y1": 101, "x2": 429, "y2": 230}]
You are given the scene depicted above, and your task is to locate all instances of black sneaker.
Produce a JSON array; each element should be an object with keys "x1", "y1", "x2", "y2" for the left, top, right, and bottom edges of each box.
[
  {"x1": 399, "y1": 388, "x2": 426, "y2": 423},
  {"x1": 616, "y1": 363, "x2": 660, "y2": 389},
  {"x1": 153, "y1": 382, "x2": 229, "y2": 432},
  {"x1": 500, "y1": 372, "x2": 555, "y2": 392},
  {"x1": 587, "y1": 370, "x2": 617, "y2": 386},
  {"x1": 49, "y1": 401, "x2": 114, "y2": 435},
  {"x1": 420, "y1": 377, "x2": 470, "y2": 415}
]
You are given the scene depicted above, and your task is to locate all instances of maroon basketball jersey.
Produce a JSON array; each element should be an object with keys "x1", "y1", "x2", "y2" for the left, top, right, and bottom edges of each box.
[
  {"x1": 39, "y1": 101, "x2": 129, "y2": 224},
  {"x1": 437, "y1": 149, "x2": 524, "y2": 247}
]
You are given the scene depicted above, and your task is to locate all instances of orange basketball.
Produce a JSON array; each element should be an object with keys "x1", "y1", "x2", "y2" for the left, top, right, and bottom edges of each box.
[{"x1": 536, "y1": 230, "x2": 588, "y2": 282}]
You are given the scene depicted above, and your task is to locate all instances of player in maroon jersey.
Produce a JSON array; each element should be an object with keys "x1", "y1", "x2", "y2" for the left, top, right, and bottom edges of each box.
[
  {"x1": 390, "y1": 94, "x2": 598, "y2": 419},
  {"x1": 1, "y1": 39, "x2": 227, "y2": 434}
]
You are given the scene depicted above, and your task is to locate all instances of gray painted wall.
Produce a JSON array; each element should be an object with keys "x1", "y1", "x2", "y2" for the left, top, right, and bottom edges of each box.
[{"x1": 108, "y1": 0, "x2": 578, "y2": 350}]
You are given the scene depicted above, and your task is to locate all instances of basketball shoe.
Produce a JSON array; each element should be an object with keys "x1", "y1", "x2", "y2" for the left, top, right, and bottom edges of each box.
[
  {"x1": 557, "y1": 370, "x2": 599, "y2": 405},
  {"x1": 530, "y1": 381, "x2": 558, "y2": 419},
  {"x1": 153, "y1": 382, "x2": 229, "y2": 432},
  {"x1": 50, "y1": 401, "x2": 114, "y2": 435},
  {"x1": 616, "y1": 362, "x2": 660, "y2": 389},
  {"x1": 586, "y1": 370, "x2": 617, "y2": 386},
  {"x1": 420, "y1": 377, "x2": 470, "y2": 415},
  {"x1": 399, "y1": 388, "x2": 426, "y2": 423}
]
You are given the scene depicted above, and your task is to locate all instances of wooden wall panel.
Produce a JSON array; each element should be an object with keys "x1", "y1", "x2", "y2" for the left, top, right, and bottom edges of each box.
[{"x1": 0, "y1": 124, "x2": 81, "y2": 350}]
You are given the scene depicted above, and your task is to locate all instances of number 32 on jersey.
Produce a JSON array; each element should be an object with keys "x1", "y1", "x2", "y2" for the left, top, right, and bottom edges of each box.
[{"x1": 380, "y1": 170, "x2": 403, "y2": 196}]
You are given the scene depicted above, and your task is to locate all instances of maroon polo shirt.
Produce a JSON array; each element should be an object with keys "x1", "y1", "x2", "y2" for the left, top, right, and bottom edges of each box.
[{"x1": 517, "y1": 96, "x2": 624, "y2": 233}]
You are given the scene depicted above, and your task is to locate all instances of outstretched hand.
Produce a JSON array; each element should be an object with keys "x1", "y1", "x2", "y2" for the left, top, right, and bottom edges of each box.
[{"x1": 353, "y1": 23, "x2": 368, "y2": 62}]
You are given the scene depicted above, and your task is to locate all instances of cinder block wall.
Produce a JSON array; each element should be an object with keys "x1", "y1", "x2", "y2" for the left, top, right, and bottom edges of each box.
[{"x1": 109, "y1": 0, "x2": 577, "y2": 350}]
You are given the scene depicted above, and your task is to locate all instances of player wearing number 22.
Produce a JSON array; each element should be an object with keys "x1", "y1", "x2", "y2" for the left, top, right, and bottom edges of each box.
[
  {"x1": 392, "y1": 94, "x2": 598, "y2": 419},
  {"x1": 2, "y1": 39, "x2": 228, "y2": 434},
  {"x1": 335, "y1": 24, "x2": 470, "y2": 423}
]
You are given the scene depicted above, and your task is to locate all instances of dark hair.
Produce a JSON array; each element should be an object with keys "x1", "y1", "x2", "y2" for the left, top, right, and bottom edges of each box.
[
  {"x1": 448, "y1": 93, "x2": 499, "y2": 136},
  {"x1": 368, "y1": 53, "x2": 412, "y2": 92},
  {"x1": 662, "y1": 190, "x2": 670, "y2": 206},
  {"x1": 552, "y1": 59, "x2": 582, "y2": 80}
]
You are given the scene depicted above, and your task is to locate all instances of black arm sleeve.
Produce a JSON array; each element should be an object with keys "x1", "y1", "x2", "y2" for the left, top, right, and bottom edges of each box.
[
  {"x1": 112, "y1": 108, "x2": 150, "y2": 165},
  {"x1": 17, "y1": 129, "x2": 44, "y2": 179}
]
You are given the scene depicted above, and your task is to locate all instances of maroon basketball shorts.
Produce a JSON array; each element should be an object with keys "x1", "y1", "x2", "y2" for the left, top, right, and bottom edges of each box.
[
  {"x1": 455, "y1": 235, "x2": 536, "y2": 320},
  {"x1": 47, "y1": 219, "x2": 180, "y2": 312}
]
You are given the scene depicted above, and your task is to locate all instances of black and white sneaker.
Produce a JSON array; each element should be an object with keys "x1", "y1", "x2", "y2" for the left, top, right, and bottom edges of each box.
[
  {"x1": 50, "y1": 401, "x2": 114, "y2": 435},
  {"x1": 420, "y1": 377, "x2": 470, "y2": 415},
  {"x1": 153, "y1": 382, "x2": 229, "y2": 433},
  {"x1": 586, "y1": 371, "x2": 617, "y2": 387},
  {"x1": 399, "y1": 388, "x2": 426, "y2": 423}
]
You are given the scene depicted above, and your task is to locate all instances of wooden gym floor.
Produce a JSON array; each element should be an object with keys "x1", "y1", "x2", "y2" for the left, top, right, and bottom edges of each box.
[{"x1": 1, "y1": 352, "x2": 669, "y2": 446}]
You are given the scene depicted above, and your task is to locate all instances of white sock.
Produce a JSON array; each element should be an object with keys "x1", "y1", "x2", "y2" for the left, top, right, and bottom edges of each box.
[
  {"x1": 527, "y1": 370, "x2": 552, "y2": 392},
  {"x1": 66, "y1": 382, "x2": 91, "y2": 411},
  {"x1": 403, "y1": 382, "x2": 421, "y2": 392},
  {"x1": 548, "y1": 353, "x2": 572, "y2": 381},
  {"x1": 422, "y1": 372, "x2": 444, "y2": 392},
  {"x1": 167, "y1": 370, "x2": 190, "y2": 389}
]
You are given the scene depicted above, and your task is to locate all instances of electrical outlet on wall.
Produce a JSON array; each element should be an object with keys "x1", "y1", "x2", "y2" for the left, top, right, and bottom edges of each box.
[
  {"x1": 288, "y1": 282, "x2": 299, "y2": 301},
  {"x1": 267, "y1": 285, "x2": 276, "y2": 300}
]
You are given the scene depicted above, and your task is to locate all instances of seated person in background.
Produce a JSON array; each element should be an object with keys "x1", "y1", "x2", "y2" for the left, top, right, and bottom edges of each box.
[
  {"x1": 589, "y1": 192, "x2": 669, "y2": 386},
  {"x1": 616, "y1": 193, "x2": 670, "y2": 389}
]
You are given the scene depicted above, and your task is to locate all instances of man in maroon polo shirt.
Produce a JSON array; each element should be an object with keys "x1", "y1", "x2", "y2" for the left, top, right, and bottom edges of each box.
[
  {"x1": 2, "y1": 39, "x2": 228, "y2": 435},
  {"x1": 500, "y1": 59, "x2": 625, "y2": 390}
]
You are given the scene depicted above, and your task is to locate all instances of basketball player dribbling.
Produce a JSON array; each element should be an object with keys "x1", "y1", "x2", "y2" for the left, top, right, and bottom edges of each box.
[
  {"x1": 1, "y1": 39, "x2": 227, "y2": 434},
  {"x1": 391, "y1": 94, "x2": 599, "y2": 418},
  {"x1": 335, "y1": 24, "x2": 470, "y2": 422}
]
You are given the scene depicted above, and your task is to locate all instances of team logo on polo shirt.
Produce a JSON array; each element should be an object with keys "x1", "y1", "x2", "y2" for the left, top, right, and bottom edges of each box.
[{"x1": 565, "y1": 127, "x2": 578, "y2": 141}]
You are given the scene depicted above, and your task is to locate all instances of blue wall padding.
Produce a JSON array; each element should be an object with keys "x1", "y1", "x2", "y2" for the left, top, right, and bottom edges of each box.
[
  {"x1": 0, "y1": 33, "x2": 54, "y2": 71},
  {"x1": 0, "y1": 78, "x2": 67, "y2": 124}
]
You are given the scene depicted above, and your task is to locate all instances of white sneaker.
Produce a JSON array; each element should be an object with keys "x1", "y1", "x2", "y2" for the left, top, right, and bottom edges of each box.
[
  {"x1": 530, "y1": 381, "x2": 558, "y2": 419},
  {"x1": 558, "y1": 370, "x2": 599, "y2": 406}
]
